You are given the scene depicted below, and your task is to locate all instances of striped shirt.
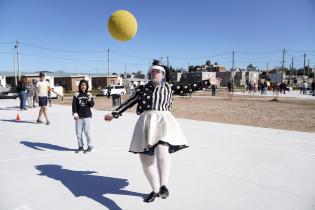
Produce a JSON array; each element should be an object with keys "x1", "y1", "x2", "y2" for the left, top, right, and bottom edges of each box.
[{"x1": 112, "y1": 80, "x2": 210, "y2": 118}]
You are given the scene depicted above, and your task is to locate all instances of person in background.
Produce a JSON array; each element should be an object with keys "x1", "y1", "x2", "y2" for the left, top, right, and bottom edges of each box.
[
  {"x1": 106, "y1": 86, "x2": 111, "y2": 98},
  {"x1": 211, "y1": 83, "x2": 216, "y2": 96},
  {"x1": 311, "y1": 80, "x2": 315, "y2": 96},
  {"x1": 35, "y1": 72, "x2": 61, "y2": 125},
  {"x1": 302, "y1": 81, "x2": 308, "y2": 95},
  {"x1": 227, "y1": 81, "x2": 233, "y2": 97},
  {"x1": 17, "y1": 76, "x2": 28, "y2": 110},
  {"x1": 26, "y1": 80, "x2": 36, "y2": 108},
  {"x1": 72, "y1": 79, "x2": 95, "y2": 153}
]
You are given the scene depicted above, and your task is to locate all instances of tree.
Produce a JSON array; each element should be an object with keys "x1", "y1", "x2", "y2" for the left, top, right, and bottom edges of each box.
[
  {"x1": 134, "y1": 70, "x2": 143, "y2": 78},
  {"x1": 194, "y1": 65, "x2": 201, "y2": 71},
  {"x1": 188, "y1": 65, "x2": 195, "y2": 72},
  {"x1": 169, "y1": 65, "x2": 175, "y2": 72},
  {"x1": 247, "y1": 64, "x2": 257, "y2": 71}
]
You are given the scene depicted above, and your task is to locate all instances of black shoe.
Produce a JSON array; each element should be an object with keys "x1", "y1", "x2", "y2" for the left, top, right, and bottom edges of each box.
[
  {"x1": 84, "y1": 146, "x2": 93, "y2": 153},
  {"x1": 46, "y1": 120, "x2": 50, "y2": 125},
  {"x1": 144, "y1": 191, "x2": 159, "y2": 203},
  {"x1": 159, "y1": 185, "x2": 169, "y2": 199},
  {"x1": 75, "y1": 147, "x2": 84, "y2": 153},
  {"x1": 37, "y1": 119, "x2": 43, "y2": 124}
]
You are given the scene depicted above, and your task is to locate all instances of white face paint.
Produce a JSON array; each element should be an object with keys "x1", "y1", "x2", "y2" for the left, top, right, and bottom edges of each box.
[{"x1": 150, "y1": 69, "x2": 165, "y2": 84}]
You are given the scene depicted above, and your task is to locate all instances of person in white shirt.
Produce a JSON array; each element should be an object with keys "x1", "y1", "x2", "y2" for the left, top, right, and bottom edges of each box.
[{"x1": 35, "y1": 72, "x2": 61, "y2": 125}]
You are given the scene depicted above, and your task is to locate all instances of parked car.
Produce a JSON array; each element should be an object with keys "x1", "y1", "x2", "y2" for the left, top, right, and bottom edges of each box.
[
  {"x1": 98, "y1": 85, "x2": 126, "y2": 96},
  {"x1": 0, "y1": 86, "x2": 18, "y2": 99}
]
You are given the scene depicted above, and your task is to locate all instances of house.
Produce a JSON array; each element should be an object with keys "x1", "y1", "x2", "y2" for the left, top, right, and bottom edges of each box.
[
  {"x1": 54, "y1": 75, "x2": 92, "y2": 91},
  {"x1": 92, "y1": 75, "x2": 122, "y2": 90}
]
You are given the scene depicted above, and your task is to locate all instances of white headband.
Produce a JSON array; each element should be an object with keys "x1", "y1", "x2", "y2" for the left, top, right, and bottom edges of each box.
[{"x1": 151, "y1": 65, "x2": 165, "y2": 73}]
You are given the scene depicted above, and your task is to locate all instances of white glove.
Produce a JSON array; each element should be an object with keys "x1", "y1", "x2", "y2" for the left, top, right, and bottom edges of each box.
[
  {"x1": 73, "y1": 113, "x2": 79, "y2": 120},
  {"x1": 87, "y1": 92, "x2": 93, "y2": 101}
]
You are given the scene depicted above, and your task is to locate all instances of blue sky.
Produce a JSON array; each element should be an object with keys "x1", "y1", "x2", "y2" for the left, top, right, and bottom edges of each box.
[{"x1": 0, "y1": 0, "x2": 315, "y2": 74}]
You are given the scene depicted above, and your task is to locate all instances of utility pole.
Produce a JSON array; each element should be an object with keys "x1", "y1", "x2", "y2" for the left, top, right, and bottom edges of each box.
[
  {"x1": 281, "y1": 48, "x2": 285, "y2": 73},
  {"x1": 167, "y1": 56, "x2": 169, "y2": 68},
  {"x1": 107, "y1": 48, "x2": 110, "y2": 86},
  {"x1": 303, "y1": 53, "x2": 306, "y2": 77},
  {"x1": 307, "y1": 59, "x2": 310, "y2": 77},
  {"x1": 13, "y1": 51, "x2": 17, "y2": 86},
  {"x1": 231, "y1": 50, "x2": 235, "y2": 87},
  {"x1": 291, "y1": 57, "x2": 294, "y2": 83},
  {"x1": 291, "y1": 57, "x2": 294, "y2": 70},
  {"x1": 15, "y1": 40, "x2": 20, "y2": 81},
  {"x1": 124, "y1": 64, "x2": 127, "y2": 78},
  {"x1": 232, "y1": 50, "x2": 235, "y2": 70}
]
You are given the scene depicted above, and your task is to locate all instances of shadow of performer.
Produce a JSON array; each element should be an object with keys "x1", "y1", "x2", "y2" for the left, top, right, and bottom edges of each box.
[
  {"x1": 20, "y1": 141, "x2": 75, "y2": 151},
  {"x1": 35, "y1": 164, "x2": 146, "y2": 210}
]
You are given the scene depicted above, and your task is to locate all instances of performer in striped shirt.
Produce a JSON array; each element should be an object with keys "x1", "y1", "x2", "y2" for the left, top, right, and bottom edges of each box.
[{"x1": 105, "y1": 62, "x2": 210, "y2": 203}]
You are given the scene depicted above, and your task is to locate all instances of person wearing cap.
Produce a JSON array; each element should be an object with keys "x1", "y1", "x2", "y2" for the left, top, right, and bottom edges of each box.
[
  {"x1": 104, "y1": 60, "x2": 210, "y2": 203},
  {"x1": 35, "y1": 72, "x2": 61, "y2": 125},
  {"x1": 72, "y1": 79, "x2": 95, "y2": 153}
]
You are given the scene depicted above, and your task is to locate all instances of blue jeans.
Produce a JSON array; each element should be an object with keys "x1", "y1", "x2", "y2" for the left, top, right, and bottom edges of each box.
[
  {"x1": 75, "y1": 118, "x2": 92, "y2": 147},
  {"x1": 19, "y1": 91, "x2": 27, "y2": 110}
]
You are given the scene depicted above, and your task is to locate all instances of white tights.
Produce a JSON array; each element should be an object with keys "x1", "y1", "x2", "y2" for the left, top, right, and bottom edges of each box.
[{"x1": 139, "y1": 144, "x2": 171, "y2": 193}]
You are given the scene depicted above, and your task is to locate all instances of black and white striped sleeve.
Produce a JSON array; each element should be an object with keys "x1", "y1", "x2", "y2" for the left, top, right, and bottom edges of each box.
[{"x1": 112, "y1": 85, "x2": 143, "y2": 118}]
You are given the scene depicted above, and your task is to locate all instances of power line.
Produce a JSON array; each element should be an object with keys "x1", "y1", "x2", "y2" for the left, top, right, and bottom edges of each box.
[
  {"x1": 20, "y1": 52, "x2": 107, "y2": 62},
  {"x1": 236, "y1": 49, "x2": 282, "y2": 54},
  {"x1": 20, "y1": 42, "x2": 106, "y2": 53},
  {"x1": 0, "y1": 42, "x2": 15, "y2": 45},
  {"x1": 110, "y1": 50, "x2": 153, "y2": 59},
  {"x1": 169, "y1": 52, "x2": 231, "y2": 60},
  {"x1": 287, "y1": 49, "x2": 315, "y2": 53}
]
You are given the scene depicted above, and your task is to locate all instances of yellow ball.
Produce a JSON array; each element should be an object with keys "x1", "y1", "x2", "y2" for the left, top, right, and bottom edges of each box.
[{"x1": 108, "y1": 10, "x2": 138, "y2": 42}]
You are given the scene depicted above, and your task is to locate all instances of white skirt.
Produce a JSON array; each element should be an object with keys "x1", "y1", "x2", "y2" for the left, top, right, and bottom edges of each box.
[{"x1": 129, "y1": 110, "x2": 188, "y2": 155}]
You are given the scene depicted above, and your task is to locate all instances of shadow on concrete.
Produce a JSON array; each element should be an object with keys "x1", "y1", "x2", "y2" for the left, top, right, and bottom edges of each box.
[
  {"x1": 20, "y1": 141, "x2": 76, "y2": 151},
  {"x1": 0, "y1": 119, "x2": 37, "y2": 124},
  {"x1": 35, "y1": 164, "x2": 146, "y2": 210}
]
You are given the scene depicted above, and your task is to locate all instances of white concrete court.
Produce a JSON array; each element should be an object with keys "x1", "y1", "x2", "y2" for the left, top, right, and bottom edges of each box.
[{"x1": 0, "y1": 99, "x2": 314, "y2": 210}]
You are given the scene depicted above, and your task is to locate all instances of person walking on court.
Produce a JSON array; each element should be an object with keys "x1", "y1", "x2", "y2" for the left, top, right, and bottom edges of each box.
[{"x1": 35, "y1": 72, "x2": 61, "y2": 125}]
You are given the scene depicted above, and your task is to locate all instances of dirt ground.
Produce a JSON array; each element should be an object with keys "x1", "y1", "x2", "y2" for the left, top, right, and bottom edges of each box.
[{"x1": 54, "y1": 90, "x2": 315, "y2": 133}]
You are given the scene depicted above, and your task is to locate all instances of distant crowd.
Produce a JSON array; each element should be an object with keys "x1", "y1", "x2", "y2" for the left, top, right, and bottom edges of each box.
[{"x1": 242, "y1": 80, "x2": 315, "y2": 96}]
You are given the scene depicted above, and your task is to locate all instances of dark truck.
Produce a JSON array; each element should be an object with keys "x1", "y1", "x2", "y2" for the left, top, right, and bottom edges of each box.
[{"x1": 169, "y1": 72, "x2": 210, "y2": 95}]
